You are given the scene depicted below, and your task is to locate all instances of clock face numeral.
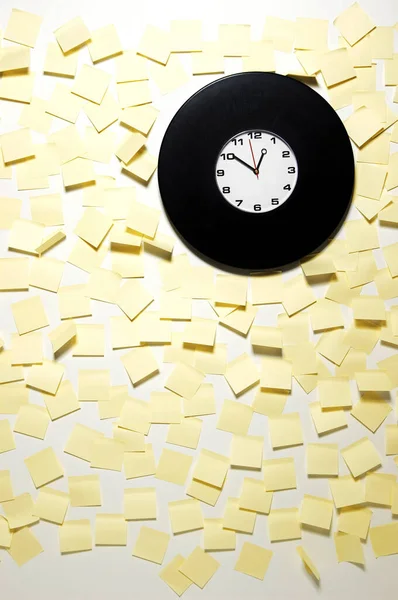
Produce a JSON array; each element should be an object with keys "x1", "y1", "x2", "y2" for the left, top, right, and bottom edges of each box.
[{"x1": 215, "y1": 129, "x2": 298, "y2": 214}]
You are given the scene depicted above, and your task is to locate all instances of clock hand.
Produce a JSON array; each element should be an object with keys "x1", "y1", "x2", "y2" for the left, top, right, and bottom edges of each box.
[
  {"x1": 256, "y1": 149, "x2": 267, "y2": 172},
  {"x1": 248, "y1": 139, "x2": 259, "y2": 179},
  {"x1": 232, "y1": 154, "x2": 257, "y2": 173}
]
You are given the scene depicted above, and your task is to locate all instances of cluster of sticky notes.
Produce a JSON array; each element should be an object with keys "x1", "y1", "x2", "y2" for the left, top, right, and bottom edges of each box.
[{"x1": 0, "y1": 3, "x2": 398, "y2": 596}]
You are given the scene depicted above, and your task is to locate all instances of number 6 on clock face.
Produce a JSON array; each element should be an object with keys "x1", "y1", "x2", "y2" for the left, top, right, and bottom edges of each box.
[{"x1": 215, "y1": 130, "x2": 299, "y2": 214}]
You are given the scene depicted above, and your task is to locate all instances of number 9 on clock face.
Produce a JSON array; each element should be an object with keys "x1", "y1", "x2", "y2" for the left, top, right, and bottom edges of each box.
[{"x1": 215, "y1": 130, "x2": 298, "y2": 214}]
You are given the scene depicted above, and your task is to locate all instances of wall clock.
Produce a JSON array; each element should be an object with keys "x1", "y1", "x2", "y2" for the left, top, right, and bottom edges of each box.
[{"x1": 158, "y1": 72, "x2": 355, "y2": 271}]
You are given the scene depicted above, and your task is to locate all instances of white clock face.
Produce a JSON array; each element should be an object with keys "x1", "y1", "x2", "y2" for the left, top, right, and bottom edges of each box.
[{"x1": 215, "y1": 130, "x2": 299, "y2": 214}]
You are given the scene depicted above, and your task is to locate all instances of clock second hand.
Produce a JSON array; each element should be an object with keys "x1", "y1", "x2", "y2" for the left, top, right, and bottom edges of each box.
[{"x1": 248, "y1": 139, "x2": 259, "y2": 179}]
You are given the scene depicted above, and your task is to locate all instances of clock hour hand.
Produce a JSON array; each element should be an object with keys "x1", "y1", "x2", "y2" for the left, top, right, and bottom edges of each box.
[
  {"x1": 256, "y1": 149, "x2": 267, "y2": 172},
  {"x1": 232, "y1": 154, "x2": 257, "y2": 174}
]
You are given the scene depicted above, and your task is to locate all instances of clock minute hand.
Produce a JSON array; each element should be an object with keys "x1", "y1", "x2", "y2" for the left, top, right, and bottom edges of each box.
[{"x1": 232, "y1": 154, "x2": 257, "y2": 174}]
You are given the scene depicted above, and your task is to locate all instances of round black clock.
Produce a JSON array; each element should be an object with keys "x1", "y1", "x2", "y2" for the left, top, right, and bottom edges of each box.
[{"x1": 158, "y1": 72, "x2": 355, "y2": 272}]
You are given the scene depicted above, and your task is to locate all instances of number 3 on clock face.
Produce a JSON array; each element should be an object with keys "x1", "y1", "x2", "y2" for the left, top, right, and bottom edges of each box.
[{"x1": 215, "y1": 130, "x2": 298, "y2": 214}]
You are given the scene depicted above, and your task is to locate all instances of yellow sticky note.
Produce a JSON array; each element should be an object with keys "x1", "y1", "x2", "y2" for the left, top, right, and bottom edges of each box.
[
  {"x1": 334, "y1": 532, "x2": 364, "y2": 565},
  {"x1": 263, "y1": 16, "x2": 295, "y2": 52},
  {"x1": 14, "y1": 404, "x2": 49, "y2": 440},
  {"x1": 4, "y1": 8, "x2": 42, "y2": 48},
  {"x1": 263, "y1": 457, "x2": 296, "y2": 492},
  {"x1": 386, "y1": 424, "x2": 398, "y2": 455},
  {"x1": 224, "y1": 353, "x2": 259, "y2": 395},
  {"x1": 25, "y1": 447, "x2": 64, "y2": 488},
  {"x1": 95, "y1": 514, "x2": 127, "y2": 546},
  {"x1": 59, "y1": 519, "x2": 92, "y2": 554},
  {"x1": 0, "y1": 70, "x2": 35, "y2": 104},
  {"x1": 91, "y1": 438, "x2": 124, "y2": 471},
  {"x1": 341, "y1": 437, "x2": 381, "y2": 478},
  {"x1": 1, "y1": 127, "x2": 34, "y2": 164},
  {"x1": 268, "y1": 508, "x2": 301, "y2": 542},
  {"x1": 121, "y1": 346, "x2": 158, "y2": 385},
  {"x1": 330, "y1": 476, "x2": 365, "y2": 509},
  {"x1": 0, "y1": 514, "x2": 12, "y2": 548},
  {"x1": 365, "y1": 473, "x2": 395, "y2": 506},
  {"x1": 123, "y1": 146, "x2": 157, "y2": 183},
  {"x1": 251, "y1": 326, "x2": 282, "y2": 350},
  {"x1": 0, "y1": 470, "x2": 14, "y2": 503},
  {"x1": 132, "y1": 526, "x2": 170, "y2": 564},
  {"x1": 8, "y1": 527, "x2": 43, "y2": 566},
  {"x1": 3, "y1": 492, "x2": 38, "y2": 530},
  {"x1": 296, "y1": 546, "x2": 320, "y2": 581},
  {"x1": 78, "y1": 369, "x2": 109, "y2": 402},
  {"x1": 73, "y1": 324, "x2": 105, "y2": 357},
  {"x1": 217, "y1": 399, "x2": 252, "y2": 435},
  {"x1": 261, "y1": 356, "x2": 292, "y2": 391},
  {"x1": 62, "y1": 157, "x2": 95, "y2": 189},
  {"x1": 192, "y1": 41, "x2": 224, "y2": 75},
  {"x1": 239, "y1": 477, "x2": 272, "y2": 514},
  {"x1": 46, "y1": 83, "x2": 82, "y2": 124},
  {"x1": 26, "y1": 359, "x2": 64, "y2": 395},
  {"x1": 150, "y1": 391, "x2": 181, "y2": 424},
  {"x1": 203, "y1": 518, "x2": 236, "y2": 551},
  {"x1": 167, "y1": 417, "x2": 202, "y2": 450},
  {"x1": 334, "y1": 3, "x2": 375, "y2": 45},
  {"x1": 383, "y1": 241, "x2": 398, "y2": 277},
  {"x1": 183, "y1": 383, "x2": 216, "y2": 417},
  {"x1": 316, "y1": 329, "x2": 350, "y2": 366},
  {"x1": 355, "y1": 370, "x2": 392, "y2": 392},
  {"x1": 159, "y1": 554, "x2": 193, "y2": 597},
  {"x1": 223, "y1": 497, "x2": 256, "y2": 533},
  {"x1": 178, "y1": 546, "x2": 219, "y2": 588},
  {"x1": 0, "y1": 419, "x2": 15, "y2": 453},
  {"x1": 115, "y1": 50, "x2": 148, "y2": 83},
  {"x1": 124, "y1": 488, "x2": 156, "y2": 520},
  {"x1": 252, "y1": 389, "x2": 287, "y2": 417},
  {"x1": 156, "y1": 448, "x2": 192, "y2": 486},
  {"x1": 44, "y1": 42, "x2": 77, "y2": 77},
  {"x1": 231, "y1": 434, "x2": 263, "y2": 469},
  {"x1": 9, "y1": 218, "x2": 44, "y2": 255},
  {"x1": 138, "y1": 25, "x2": 170, "y2": 65},
  {"x1": 69, "y1": 475, "x2": 101, "y2": 507},
  {"x1": 219, "y1": 24, "x2": 251, "y2": 57},
  {"x1": 301, "y1": 494, "x2": 333, "y2": 531},
  {"x1": 34, "y1": 487, "x2": 69, "y2": 524},
  {"x1": 268, "y1": 413, "x2": 303, "y2": 449},
  {"x1": 165, "y1": 362, "x2": 204, "y2": 400},
  {"x1": 72, "y1": 64, "x2": 110, "y2": 104},
  {"x1": 369, "y1": 522, "x2": 398, "y2": 557},
  {"x1": 120, "y1": 104, "x2": 158, "y2": 135},
  {"x1": 10, "y1": 331, "x2": 42, "y2": 365},
  {"x1": 48, "y1": 321, "x2": 76, "y2": 355},
  {"x1": 119, "y1": 398, "x2": 150, "y2": 434},
  {"x1": 318, "y1": 378, "x2": 352, "y2": 409},
  {"x1": 29, "y1": 256, "x2": 64, "y2": 293},
  {"x1": 351, "y1": 395, "x2": 391, "y2": 433},
  {"x1": 170, "y1": 20, "x2": 202, "y2": 52},
  {"x1": 117, "y1": 279, "x2": 153, "y2": 320},
  {"x1": 344, "y1": 106, "x2": 383, "y2": 148},
  {"x1": 75, "y1": 208, "x2": 112, "y2": 249},
  {"x1": 169, "y1": 499, "x2": 203, "y2": 534},
  {"x1": 283, "y1": 274, "x2": 316, "y2": 316},
  {"x1": 88, "y1": 24, "x2": 122, "y2": 63},
  {"x1": 310, "y1": 298, "x2": 344, "y2": 332},
  {"x1": 215, "y1": 274, "x2": 247, "y2": 306},
  {"x1": 307, "y1": 443, "x2": 339, "y2": 477},
  {"x1": 186, "y1": 479, "x2": 221, "y2": 507},
  {"x1": 235, "y1": 542, "x2": 272, "y2": 580},
  {"x1": 54, "y1": 16, "x2": 90, "y2": 53},
  {"x1": 124, "y1": 443, "x2": 156, "y2": 479},
  {"x1": 338, "y1": 506, "x2": 372, "y2": 539},
  {"x1": 64, "y1": 423, "x2": 104, "y2": 462},
  {"x1": 193, "y1": 448, "x2": 229, "y2": 489}
]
